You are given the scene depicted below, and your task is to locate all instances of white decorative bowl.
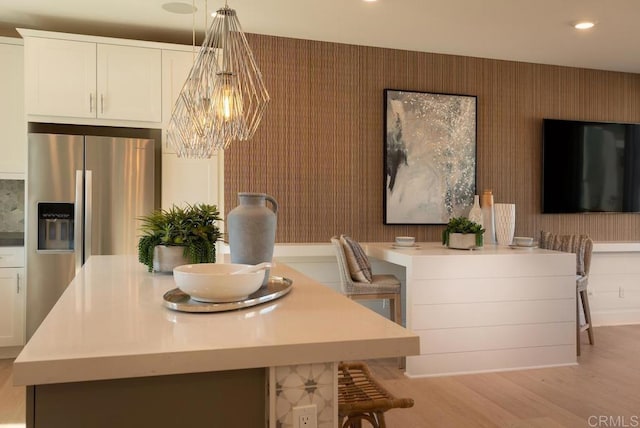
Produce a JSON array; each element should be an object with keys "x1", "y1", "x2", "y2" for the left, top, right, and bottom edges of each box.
[
  {"x1": 395, "y1": 236, "x2": 416, "y2": 247},
  {"x1": 173, "y1": 263, "x2": 266, "y2": 303}
]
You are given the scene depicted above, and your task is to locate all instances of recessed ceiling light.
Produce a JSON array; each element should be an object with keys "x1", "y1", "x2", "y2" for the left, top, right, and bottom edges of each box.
[
  {"x1": 363, "y1": 0, "x2": 377, "y2": 2},
  {"x1": 574, "y1": 21, "x2": 595, "y2": 30},
  {"x1": 162, "y1": 2, "x2": 197, "y2": 14}
]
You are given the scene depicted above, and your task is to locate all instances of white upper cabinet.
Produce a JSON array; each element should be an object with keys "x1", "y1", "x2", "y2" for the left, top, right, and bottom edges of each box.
[
  {"x1": 97, "y1": 44, "x2": 161, "y2": 122},
  {"x1": 24, "y1": 37, "x2": 96, "y2": 118},
  {"x1": 21, "y1": 30, "x2": 162, "y2": 123},
  {"x1": 0, "y1": 37, "x2": 26, "y2": 175}
]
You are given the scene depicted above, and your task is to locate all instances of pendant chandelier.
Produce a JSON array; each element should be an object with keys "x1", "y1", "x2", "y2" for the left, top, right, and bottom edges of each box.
[{"x1": 168, "y1": 1, "x2": 270, "y2": 158}]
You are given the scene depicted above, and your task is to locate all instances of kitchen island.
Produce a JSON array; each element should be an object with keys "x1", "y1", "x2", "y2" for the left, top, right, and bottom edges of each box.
[
  {"x1": 13, "y1": 255, "x2": 419, "y2": 428},
  {"x1": 366, "y1": 242, "x2": 577, "y2": 377}
]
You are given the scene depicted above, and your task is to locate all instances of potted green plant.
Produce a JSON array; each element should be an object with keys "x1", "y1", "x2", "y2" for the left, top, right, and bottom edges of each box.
[
  {"x1": 442, "y1": 216, "x2": 485, "y2": 249},
  {"x1": 137, "y1": 203, "x2": 223, "y2": 272}
]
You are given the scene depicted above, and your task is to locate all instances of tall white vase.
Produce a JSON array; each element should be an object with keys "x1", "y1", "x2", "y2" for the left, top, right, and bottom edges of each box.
[{"x1": 494, "y1": 203, "x2": 516, "y2": 246}]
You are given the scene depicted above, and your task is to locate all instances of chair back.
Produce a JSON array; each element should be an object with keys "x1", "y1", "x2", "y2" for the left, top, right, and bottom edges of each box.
[
  {"x1": 331, "y1": 236, "x2": 354, "y2": 294},
  {"x1": 539, "y1": 232, "x2": 593, "y2": 276}
]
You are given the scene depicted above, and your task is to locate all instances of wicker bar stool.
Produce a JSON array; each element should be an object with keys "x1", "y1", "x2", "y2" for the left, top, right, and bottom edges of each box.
[{"x1": 338, "y1": 362, "x2": 414, "y2": 428}]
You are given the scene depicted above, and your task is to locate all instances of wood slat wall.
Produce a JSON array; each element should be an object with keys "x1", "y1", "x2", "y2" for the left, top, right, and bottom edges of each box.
[{"x1": 224, "y1": 33, "x2": 640, "y2": 243}]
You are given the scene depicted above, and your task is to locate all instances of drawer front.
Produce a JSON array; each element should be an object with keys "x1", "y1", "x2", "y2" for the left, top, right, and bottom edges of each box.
[{"x1": 0, "y1": 247, "x2": 25, "y2": 267}]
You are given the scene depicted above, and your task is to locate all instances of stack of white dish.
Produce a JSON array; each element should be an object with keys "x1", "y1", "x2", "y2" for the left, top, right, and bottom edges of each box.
[
  {"x1": 392, "y1": 236, "x2": 419, "y2": 249},
  {"x1": 510, "y1": 236, "x2": 537, "y2": 249},
  {"x1": 173, "y1": 263, "x2": 268, "y2": 303}
]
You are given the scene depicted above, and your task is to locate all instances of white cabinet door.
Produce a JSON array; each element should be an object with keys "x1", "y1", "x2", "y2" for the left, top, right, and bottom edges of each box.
[
  {"x1": 24, "y1": 37, "x2": 96, "y2": 118},
  {"x1": 161, "y1": 153, "x2": 221, "y2": 209},
  {"x1": 23, "y1": 35, "x2": 162, "y2": 123},
  {"x1": 0, "y1": 39, "x2": 27, "y2": 174},
  {"x1": 97, "y1": 44, "x2": 162, "y2": 122},
  {"x1": 0, "y1": 267, "x2": 25, "y2": 347},
  {"x1": 161, "y1": 49, "x2": 195, "y2": 153}
]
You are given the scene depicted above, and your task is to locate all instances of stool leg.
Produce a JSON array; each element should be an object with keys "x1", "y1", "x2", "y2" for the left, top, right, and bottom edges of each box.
[
  {"x1": 576, "y1": 289, "x2": 581, "y2": 356},
  {"x1": 391, "y1": 295, "x2": 405, "y2": 369},
  {"x1": 393, "y1": 296, "x2": 402, "y2": 326},
  {"x1": 389, "y1": 297, "x2": 396, "y2": 324},
  {"x1": 581, "y1": 289, "x2": 595, "y2": 345}
]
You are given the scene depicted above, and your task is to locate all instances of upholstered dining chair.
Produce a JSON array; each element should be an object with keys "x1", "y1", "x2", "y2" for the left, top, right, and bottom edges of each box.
[
  {"x1": 330, "y1": 235, "x2": 402, "y2": 325},
  {"x1": 539, "y1": 231, "x2": 595, "y2": 356}
]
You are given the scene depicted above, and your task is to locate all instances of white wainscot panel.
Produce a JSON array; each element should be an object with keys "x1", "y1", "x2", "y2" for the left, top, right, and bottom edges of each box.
[
  {"x1": 275, "y1": 257, "x2": 340, "y2": 284},
  {"x1": 590, "y1": 274, "x2": 640, "y2": 294},
  {"x1": 418, "y1": 322, "x2": 575, "y2": 354},
  {"x1": 589, "y1": 251, "x2": 640, "y2": 326},
  {"x1": 275, "y1": 256, "x2": 406, "y2": 323},
  {"x1": 590, "y1": 253, "x2": 640, "y2": 275},
  {"x1": 406, "y1": 345, "x2": 576, "y2": 378},
  {"x1": 410, "y1": 253, "x2": 575, "y2": 279},
  {"x1": 411, "y1": 276, "x2": 574, "y2": 305},
  {"x1": 412, "y1": 299, "x2": 574, "y2": 329}
]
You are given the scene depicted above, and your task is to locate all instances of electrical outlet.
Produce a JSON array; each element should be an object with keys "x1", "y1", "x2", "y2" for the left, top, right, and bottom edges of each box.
[
  {"x1": 619, "y1": 286, "x2": 625, "y2": 298},
  {"x1": 292, "y1": 404, "x2": 317, "y2": 428}
]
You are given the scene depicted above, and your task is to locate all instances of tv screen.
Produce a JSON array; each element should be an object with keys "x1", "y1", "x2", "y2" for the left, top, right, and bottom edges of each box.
[{"x1": 542, "y1": 119, "x2": 640, "y2": 213}]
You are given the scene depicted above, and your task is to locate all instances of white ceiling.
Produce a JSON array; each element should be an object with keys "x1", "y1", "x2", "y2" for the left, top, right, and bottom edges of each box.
[{"x1": 1, "y1": 0, "x2": 640, "y2": 74}]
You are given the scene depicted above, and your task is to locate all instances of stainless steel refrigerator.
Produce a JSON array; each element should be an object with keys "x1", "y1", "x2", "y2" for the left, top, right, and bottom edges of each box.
[{"x1": 26, "y1": 124, "x2": 160, "y2": 338}]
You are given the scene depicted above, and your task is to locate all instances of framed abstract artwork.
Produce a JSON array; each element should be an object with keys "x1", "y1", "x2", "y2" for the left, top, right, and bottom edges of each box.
[{"x1": 384, "y1": 89, "x2": 477, "y2": 225}]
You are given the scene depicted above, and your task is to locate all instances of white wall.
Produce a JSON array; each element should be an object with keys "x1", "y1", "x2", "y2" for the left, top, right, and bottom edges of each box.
[
  {"x1": 274, "y1": 250, "x2": 406, "y2": 325},
  {"x1": 589, "y1": 243, "x2": 640, "y2": 326}
]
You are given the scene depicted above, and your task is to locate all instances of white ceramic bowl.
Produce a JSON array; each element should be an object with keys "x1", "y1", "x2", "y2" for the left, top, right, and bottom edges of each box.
[
  {"x1": 173, "y1": 263, "x2": 266, "y2": 303},
  {"x1": 514, "y1": 236, "x2": 534, "y2": 247},
  {"x1": 395, "y1": 236, "x2": 416, "y2": 247}
]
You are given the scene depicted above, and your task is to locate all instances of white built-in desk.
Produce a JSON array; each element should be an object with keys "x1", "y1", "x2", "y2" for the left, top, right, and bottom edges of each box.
[{"x1": 366, "y1": 242, "x2": 577, "y2": 377}]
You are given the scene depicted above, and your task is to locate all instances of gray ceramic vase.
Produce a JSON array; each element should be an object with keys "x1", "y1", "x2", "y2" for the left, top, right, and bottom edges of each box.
[{"x1": 227, "y1": 193, "x2": 278, "y2": 285}]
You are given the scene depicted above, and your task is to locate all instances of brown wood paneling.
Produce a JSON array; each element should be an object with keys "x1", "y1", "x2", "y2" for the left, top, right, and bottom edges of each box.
[{"x1": 225, "y1": 34, "x2": 640, "y2": 243}]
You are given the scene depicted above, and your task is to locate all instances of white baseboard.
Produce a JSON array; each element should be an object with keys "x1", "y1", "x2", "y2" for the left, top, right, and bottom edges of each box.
[{"x1": 592, "y1": 310, "x2": 640, "y2": 327}]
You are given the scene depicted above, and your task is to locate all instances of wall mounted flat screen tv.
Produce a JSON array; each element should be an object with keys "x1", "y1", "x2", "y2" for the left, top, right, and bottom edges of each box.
[{"x1": 542, "y1": 119, "x2": 640, "y2": 213}]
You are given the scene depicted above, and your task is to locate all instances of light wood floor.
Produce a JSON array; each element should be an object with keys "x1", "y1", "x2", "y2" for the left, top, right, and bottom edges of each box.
[
  {"x1": 1, "y1": 325, "x2": 639, "y2": 427},
  {"x1": 0, "y1": 352, "x2": 25, "y2": 427},
  {"x1": 367, "y1": 325, "x2": 640, "y2": 427}
]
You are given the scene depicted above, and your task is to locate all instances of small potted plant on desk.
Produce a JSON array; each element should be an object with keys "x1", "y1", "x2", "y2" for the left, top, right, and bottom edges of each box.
[
  {"x1": 137, "y1": 203, "x2": 223, "y2": 273},
  {"x1": 442, "y1": 216, "x2": 485, "y2": 250}
]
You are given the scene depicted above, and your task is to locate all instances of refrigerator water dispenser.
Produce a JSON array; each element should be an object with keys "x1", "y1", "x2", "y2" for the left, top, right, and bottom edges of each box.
[{"x1": 38, "y1": 202, "x2": 74, "y2": 251}]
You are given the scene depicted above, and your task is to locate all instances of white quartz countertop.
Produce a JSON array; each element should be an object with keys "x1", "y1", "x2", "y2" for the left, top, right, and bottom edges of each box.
[
  {"x1": 367, "y1": 240, "x2": 557, "y2": 260},
  {"x1": 14, "y1": 255, "x2": 419, "y2": 386}
]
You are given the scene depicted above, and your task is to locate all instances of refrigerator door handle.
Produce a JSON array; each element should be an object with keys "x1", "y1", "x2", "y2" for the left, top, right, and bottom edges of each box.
[
  {"x1": 74, "y1": 170, "x2": 84, "y2": 274},
  {"x1": 85, "y1": 170, "x2": 93, "y2": 262}
]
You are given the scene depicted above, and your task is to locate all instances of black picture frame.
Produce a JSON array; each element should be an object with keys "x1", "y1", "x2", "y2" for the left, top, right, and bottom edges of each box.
[{"x1": 384, "y1": 89, "x2": 478, "y2": 225}]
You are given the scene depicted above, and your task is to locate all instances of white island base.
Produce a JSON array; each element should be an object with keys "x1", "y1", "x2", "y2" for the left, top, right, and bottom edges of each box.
[{"x1": 366, "y1": 242, "x2": 578, "y2": 377}]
